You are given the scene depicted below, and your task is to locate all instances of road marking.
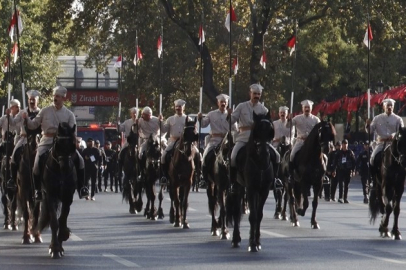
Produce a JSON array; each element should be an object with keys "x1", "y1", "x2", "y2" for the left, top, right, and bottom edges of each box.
[
  {"x1": 70, "y1": 233, "x2": 82, "y2": 241},
  {"x1": 260, "y1": 230, "x2": 288, "y2": 238},
  {"x1": 341, "y1": 250, "x2": 406, "y2": 264},
  {"x1": 103, "y1": 253, "x2": 141, "y2": 268}
]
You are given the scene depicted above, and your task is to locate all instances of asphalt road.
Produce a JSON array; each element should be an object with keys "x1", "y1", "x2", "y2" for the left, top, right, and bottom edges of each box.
[{"x1": 1, "y1": 176, "x2": 406, "y2": 270}]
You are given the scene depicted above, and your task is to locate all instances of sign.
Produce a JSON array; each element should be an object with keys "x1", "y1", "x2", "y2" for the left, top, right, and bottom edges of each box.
[
  {"x1": 66, "y1": 91, "x2": 119, "y2": 106},
  {"x1": 73, "y1": 106, "x2": 95, "y2": 120}
]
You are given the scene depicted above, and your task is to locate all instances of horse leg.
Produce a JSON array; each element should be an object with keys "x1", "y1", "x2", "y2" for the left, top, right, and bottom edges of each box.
[
  {"x1": 9, "y1": 191, "x2": 18, "y2": 231},
  {"x1": 288, "y1": 182, "x2": 300, "y2": 227},
  {"x1": 273, "y1": 188, "x2": 282, "y2": 220},
  {"x1": 172, "y1": 185, "x2": 181, "y2": 227},
  {"x1": 310, "y1": 184, "x2": 321, "y2": 229},
  {"x1": 181, "y1": 185, "x2": 190, "y2": 229},
  {"x1": 281, "y1": 185, "x2": 289, "y2": 221},
  {"x1": 255, "y1": 189, "x2": 270, "y2": 251},
  {"x1": 32, "y1": 201, "x2": 43, "y2": 243},
  {"x1": 157, "y1": 185, "x2": 165, "y2": 219},
  {"x1": 219, "y1": 189, "x2": 229, "y2": 240},
  {"x1": 144, "y1": 182, "x2": 151, "y2": 219},
  {"x1": 207, "y1": 182, "x2": 218, "y2": 236},
  {"x1": 247, "y1": 188, "x2": 259, "y2": 252},
  {"x1": 230, "y1": 185, "x2": 243, "y2": 248},
  {"x1": 58, "y1": 198, "x2": 73, "y2": 256},
  {"x1": 2, "y1": 193, "x2": 10, "y2": 230},
  {"x1": 22, "y1": 200, "x2": 33, "y2": 244},
  {"x1": 391, "y1": 180, "x2": 403, "y2": 240},
  {"x1": 380, "y1": 186, "x2": 393, "y2": 238},
  {"x1": 297, "y1": 183, "x2": 309, "y2": 217},
  {"x1": 149, "y1": 182, "x2": 157, "y2": 220},
  {"x1": 49, "y1": 200, "x2": 62, "y2": 259},
  {"x1": 135, "y1": 179, "x2": 144, "y2": 213}
]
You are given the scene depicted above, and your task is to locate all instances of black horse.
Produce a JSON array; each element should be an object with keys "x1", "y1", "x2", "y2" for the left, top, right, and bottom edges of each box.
[
  {"x1": 282, "y1": 120, "x2": 335, "y2": 228},
  {"x1": 122, "y1": 125, "x2": 142, "y2": 214},
  {"x1": 17, "y1": 127, "x2": 42, "y2": 244},
  {"x1": 274, "y1": 136, "x2": 291, "y2": 221},
  {"x1": 227, "y1": 112, "x2": 276, "y2": 252},
  {"x1": 0, "y1": 130, "x2": 16, "y2": 230},
  {"x1": 207, "y1": 132, "x2": 234, "y2": 239},
  {"x1": 140, "y1": 134, "x2": 164, "y2": 220},
  {"x1": 369, "y1": 126, "x2": 406, "y2": 240},
  {"x1": 35, "y1": 122, "x2": 78, "y2": 258},
  {"x1": 168, "y1": 117, "x2": 198, "y2": 228}
]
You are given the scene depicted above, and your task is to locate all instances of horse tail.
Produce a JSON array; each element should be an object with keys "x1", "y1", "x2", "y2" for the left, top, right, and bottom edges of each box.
[
  {"x1": 122, "y1": 176, "x2": 131, "y2": 203},
  {"x1": 369, "y1": 187, "x2": 380, "y2": 224},
  {"x1": 226, "y1": 190, "x2": 242, "y2": 227}
]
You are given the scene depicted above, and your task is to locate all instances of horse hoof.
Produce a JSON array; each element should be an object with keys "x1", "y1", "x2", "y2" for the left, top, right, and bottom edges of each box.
[
  {"x1": 10, "y1": 225, "x2": 18, "y2": 231},
  {"x1": 311, "y1": 223, "x2": 320, "y2": 229},
  {"x1": 291, "y1": 221, "x2": 300, "y2": 227},
  {"x1": 231, "y1": 241, "x2": 240, "y2": 248},
  {"x1": 150, "y1": 215, "x2": 157, "y2": 221},
  {"x1": 381, "y1": 232, "x2": 391, "y2": 238},
  {"x1": 50, "y1": 251, "x2": 62, "y2": 259},
  {"x1": 21, "y1": 236, "x2": 34, "y2": 244},
  {"x1": 158, "y1": 209, "x2": 164, "y2": 219},
  {"x1": 211, "y1": 229, "x2": 219, "y2": 237},
  {"x1": 244, "y1": 209, "x2": 250, "y2": 215},
  {"x1": 220, "y1": 232, "x2": 230, "y2": 240},
  {"x1": 257, "y1": 244, "x2": 262, "y2": 250},
  {"x1": 182, "y1": 223, "x2": 190, "y2": 229},
  {"x1": 173, "y1": 222, "x2": 181, "y2": 228},
  {"x1": 274, "y1": 214, "x2": 281, "y2": 220},
  {"x1": 34, "y1": 235, "x2": 43, "y2": 243},
  {"x1": 282, "y1": 216, "x2": 288, "y2": 221},
  {"x1": 248, "y1": 245, "x2": 259, "y2": 252},
  {"x1": 129, "y1": 208, "x2": 136, "y2": 214}
]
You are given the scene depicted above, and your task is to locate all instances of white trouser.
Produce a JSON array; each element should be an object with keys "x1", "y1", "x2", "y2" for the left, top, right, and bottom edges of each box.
[
  {"x1": 138, "y1": 138, "x2": 147, "y2": 159},
  {"x1": 11, "y1": 137, "x2": 27, "y2": 164},
  {"x1": 290, "y1": 139, "x2": 305, "y2": 162},
  {"x1": 370, "y1": 142, "x2": 388, "y2": 165}
]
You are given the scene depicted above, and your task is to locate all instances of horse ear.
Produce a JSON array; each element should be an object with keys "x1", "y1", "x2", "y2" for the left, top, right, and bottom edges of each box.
[
  {"x1": 266, "y1": 110, "x2": 271, "y2": 120},
  {"x1": 185, "y1": 115, "x2": 189, "y2": 125}
]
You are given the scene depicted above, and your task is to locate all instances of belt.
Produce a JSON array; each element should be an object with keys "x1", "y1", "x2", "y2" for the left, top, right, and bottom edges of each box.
[
  {"x1": 378, "y1": 138, "x2": 392, "y2": 142},
  {"x1": 20, "y1": 134, "x2": 27, "y2": 137},
  {"x1": 297, "y1": 136, "x2": 307, "y2": 140},
  {"x1": 239, "y1": 126, "x2": 252, "y2": 132},
  {"x1": 273, "y1": 138, "x2": 280, "y2": 143},
  {"x1": 170, "y1": 136, "x2": 180, "y2": 141},
  {"x1": 211, "y1": 133, "x2": 225, "y2": 138},
  {"x1": 43, "y1": 133, "x2": 56, "y2": 138}
]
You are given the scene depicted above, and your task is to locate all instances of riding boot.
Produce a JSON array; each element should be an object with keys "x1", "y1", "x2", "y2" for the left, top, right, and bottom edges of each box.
[
  {"x1": 8, "y1": 162, "x2": 18, "y2": 190},
  {"x1": 33, "y1": 173, "x2": 43, "y2": 201},
  {"x1": 77, "y1": 168, "x2": 89, "y2": 199},
  {"x1": 229, "y1": 166, "x2": 238, "y2": 194}
]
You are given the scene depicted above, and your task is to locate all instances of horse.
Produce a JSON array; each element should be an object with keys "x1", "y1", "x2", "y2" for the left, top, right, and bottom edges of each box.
[
  {"x1": 282, "y1": 120, "x2": 335, "y2": 228},
  {"x1": 0, "y1": 130, "x2": 17, "y2": 230},
  {"x1": 206, "y1": 132, "x2": 234, "y2": 239},
  {"x1": 227, "y1": 111, "x2": 276, "y2": 252},
  {"x1": 121, "y1": 124, "x2": 143, "y2": 214},
  {"x1": 17, "y1": 127, "x2": 42, "y2": 244},
  {"x1": 369, "y1": 126, "x2": 406, "y2": 240},
  {"x1": 35, "y1": 122, "x2": 78, "y2": 258},
  {"x1": 140, "y1": 134, "x2": 164, "y2": 220},
  {"x1": 168, "y1": 116, "x2": 199, "y2": 228},
  {"x1": 274, "y1": 136, "x2": 291, "y2": 221}
]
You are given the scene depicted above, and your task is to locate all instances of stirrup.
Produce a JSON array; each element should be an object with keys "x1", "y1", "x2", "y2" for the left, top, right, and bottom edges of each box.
[
  {"x1": 79, "y1": 187, "x2": 89, "y2": 199},
  {"x1": 274, "y1": 178, "x2": 283, "y2": 190},
  {"x1": 160, "y1": 176, "x2": 168, "y2": 185}
]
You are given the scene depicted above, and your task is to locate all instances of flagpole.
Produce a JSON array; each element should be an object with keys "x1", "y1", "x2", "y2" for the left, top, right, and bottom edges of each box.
[
  {"x1": 159, "y1": 17, "x2": 164, "y2": 183},
  {"x1": 13, "y1": 0, "x2": 26, "y2": 108},
  {"x1": 228, "y1": 0, "x2": 233, "y2": 186},
  {"x1": 289, "y1": 20, "x2": 297, "y2": 138},
  {"x1": 135, "y1": 31, "x2": 138, "y2": 100}
]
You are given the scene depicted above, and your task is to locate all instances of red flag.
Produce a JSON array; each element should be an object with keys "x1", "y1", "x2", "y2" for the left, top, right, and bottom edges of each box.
[
  {"x1": 157, "y1": 36, "x2": 162, "y2": 58},
  {"x1": 199, "y1": 25, "x2": 205, "y2": 45},
  {"x1": 114, "y1": 55, "x2": 122, "y2": 68},
  {"x1": 363, "y1": 24, "x2": 373, "y2": 49},
  {"x1": 133, "y1": 46, "x2": 143, "y2": 66},
  {"x1": 11, "y1": 42, "x2": 18, "y2": 63},
  {"x1": 287, "y1": 35, "x2": 296, "y2": 56},
  {"x1": 259, "y1": 50, "x2": 266, "y2": 69},
  {"x1": 2, "y1": 59, "x2": 9, "y2": 72},
  {"x1": 225, "y1": 6, "x2": 237, "y2": 32},
  {"x1": 232, "y1": 57, "x2": 238, "y2": 75},
  {"x1": 8, "y1": 10, "x2": 23, "y2": 42}
]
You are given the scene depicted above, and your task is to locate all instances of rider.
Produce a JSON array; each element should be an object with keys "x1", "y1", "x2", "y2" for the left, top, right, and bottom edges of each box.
[
  {"x1": 137, "y1": 106, "x2": 161, "y2": 160},
  {"x1": 286, "y1": 100, "x2": 320, "y2": 181},
  {"x1": 366, "y1": 98, "x2": 404, "y2": 186},
  {"x1": 8, "y1": 90, "x2": 41, "y2": 188},
  {"x1": 23, "y1": 86, "x2": 89, "y2": 201},
  {"x1": 198, "y1": 94, "x2": 237, "y2": 183},
  {"x1": 1, "y1": 99, "x2": 20, "y2": 141},
  {"x1": 160, "y1": 99, "x2": 201, "y2": 183},
  {"x1": 228, "y1": 84, "x2": 280, "y2": 191},
  {"x1": 272, "y1": 106, "x2": 294, "y2": 149},
  {"x1": 117, "y1": 107, "x2": 139, "y2": 181}
]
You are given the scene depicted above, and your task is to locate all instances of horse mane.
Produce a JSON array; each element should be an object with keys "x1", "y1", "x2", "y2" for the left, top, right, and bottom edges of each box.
[{"x1": 299, "y1": 121, "x2": 324, "y2": 159}]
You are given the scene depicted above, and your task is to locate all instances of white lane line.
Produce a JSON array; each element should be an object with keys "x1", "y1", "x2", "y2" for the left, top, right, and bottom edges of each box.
[
  {"x1": 70, "y1": 233, "x2": 82, "y2": 241},
  {"x1": 340, "y1": 250, "x2": 406, "y2": 265},
  {"x1": 103, "y1": 253, "x2": 141, "y2": 268},
  {"x1": 260, "y1": 229, "x2": 288, "y2": 238}
]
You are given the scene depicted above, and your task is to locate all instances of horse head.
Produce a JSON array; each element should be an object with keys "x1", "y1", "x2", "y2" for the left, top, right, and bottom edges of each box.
[
  {"x1": 318, "y1": 120, "x2": 336, "y2": 154},
  {"x1": 126, "y1": 124, "x2": 138, "y2": 157},
  {"x1": 249, "y1": 111, "x2": 274, "y2": 167},
  {"x1": 54, "y1": 122, "x2": 76, "y2": 174},
  {"x1": 146, "y1": 134, "x2": 161, "y2": 164},
  {"x1": 181, "y1": 116, "x2": 198, "y2": 157},
  {"x1": 393, "y1": 126, "x2": 406, "y2": 167},
  {"x1": 26, "y1": 126, "x2": 41, "y2": 153}
]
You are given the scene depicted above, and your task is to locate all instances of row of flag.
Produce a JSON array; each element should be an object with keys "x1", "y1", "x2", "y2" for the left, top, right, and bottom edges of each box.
[{"x1": 2, "y1": 9, "x2": 23, "y2": 72}]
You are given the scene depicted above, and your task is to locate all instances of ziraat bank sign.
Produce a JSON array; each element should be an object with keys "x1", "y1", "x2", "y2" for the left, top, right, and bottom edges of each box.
[{"x1": 66, "y1": 91, "x2": 119, "y2": 106}]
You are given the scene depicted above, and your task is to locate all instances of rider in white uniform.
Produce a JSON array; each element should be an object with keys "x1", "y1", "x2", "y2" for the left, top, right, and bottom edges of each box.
[{"x1": 272, "y1": 106, "x2": 295, "y2": 149}]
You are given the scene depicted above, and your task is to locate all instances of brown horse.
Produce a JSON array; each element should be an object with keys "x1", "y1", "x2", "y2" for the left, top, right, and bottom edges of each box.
[
  {"x1": 369, "y1": 126, "x2": 406, "y2": 240},
  {"x1": 17, "y1": 127, "x2": 42, "y2": 244},
  {"x1": 168, "y1": 117, "x2": 198, "y2": 228}
]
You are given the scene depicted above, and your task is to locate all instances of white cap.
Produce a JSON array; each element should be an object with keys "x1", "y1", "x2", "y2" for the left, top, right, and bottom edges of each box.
[
  {"x1": 142, "y1": 106, "x2": 152, "y2": 115},
  {"x1": 26, "y1": 90, "x2": 40, "y2": 99},
  {"x1": 216, "y1": 94, "x2": 230, "y2": 101},
  {"x1": 249, "y1": 83, "x2": 264, "y2": 94},
  {"x1": 52, "y1": 86, "x2": 67, "y2": 97},
  {"x1": 279, "y1": 106, "x2": 289, "y2": 112},
  {"x1": 174, "y1": 99, "x2": 186, "y2": 106},
  {"x1": 301, "y1": 99, "x2": 314, "y2": 107},
  {"x1": 130, "y1": 107, "x2": 138, "y2": 114},
  {"x1": 382, "y1": 98, "x2": 395, "y2": 106},
  {"x1": 10, "y1": 99, "x2": 20, "y2": 107}
]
